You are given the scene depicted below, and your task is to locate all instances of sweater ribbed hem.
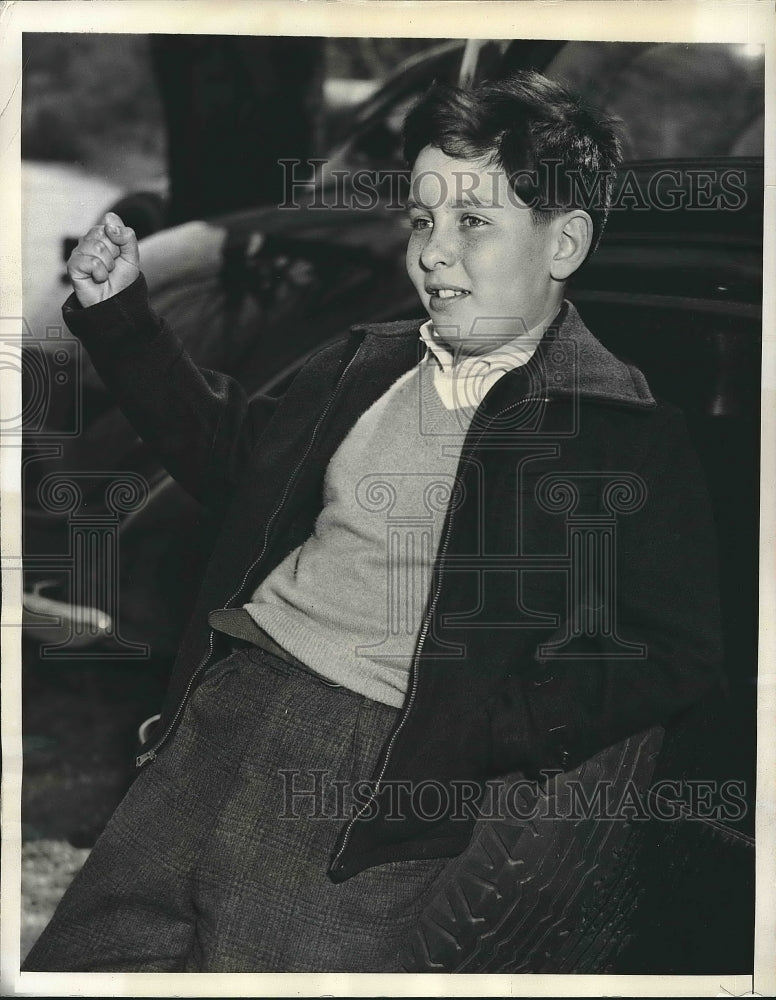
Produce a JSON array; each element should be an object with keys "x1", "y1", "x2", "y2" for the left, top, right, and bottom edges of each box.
[{"x1": 243, "y1": 603, "x2": 408, "y2": 709}]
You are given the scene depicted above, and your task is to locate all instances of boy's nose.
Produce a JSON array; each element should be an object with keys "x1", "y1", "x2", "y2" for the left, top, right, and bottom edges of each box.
[{"x1": 419, "y1": 230, "x2": 457, "y2": 270}]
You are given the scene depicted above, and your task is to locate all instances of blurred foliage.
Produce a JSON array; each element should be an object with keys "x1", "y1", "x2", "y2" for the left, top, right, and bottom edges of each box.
[
  {"x1": 22, "y1": 33, "x2": 166, "y2": 175},
  {"x1": 546, "y1": 42, "x2": 765, "y2": 159}
]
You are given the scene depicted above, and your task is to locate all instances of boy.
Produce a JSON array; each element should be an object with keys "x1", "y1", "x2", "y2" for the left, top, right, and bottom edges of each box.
[{"x1": 24, "y1": 70, "x2": 722, "y2": 972}]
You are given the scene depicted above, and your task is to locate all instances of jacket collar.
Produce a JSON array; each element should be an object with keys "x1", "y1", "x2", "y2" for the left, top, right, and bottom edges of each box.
[{"x1": 349, "y1": 300, "x2": 656, "y2": 411}]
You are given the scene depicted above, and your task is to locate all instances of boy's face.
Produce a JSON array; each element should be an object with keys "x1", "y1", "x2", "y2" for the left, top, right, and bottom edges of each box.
[{"x1": 406, "y1": 145, "x2": 563, "y2": 355}]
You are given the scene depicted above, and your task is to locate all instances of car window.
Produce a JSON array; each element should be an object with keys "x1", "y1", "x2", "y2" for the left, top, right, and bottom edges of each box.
[
  {"x1": 344, "y1": 92, "x2": 421, "y2": 169},
  {"x1": 540, "y1": 41, "x2": 764, "y2": 159}
]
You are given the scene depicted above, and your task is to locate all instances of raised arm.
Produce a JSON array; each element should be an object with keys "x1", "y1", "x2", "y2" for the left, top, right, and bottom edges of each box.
[{"x1": 63, "y1": 212, "x2": 278, "y2": 508}]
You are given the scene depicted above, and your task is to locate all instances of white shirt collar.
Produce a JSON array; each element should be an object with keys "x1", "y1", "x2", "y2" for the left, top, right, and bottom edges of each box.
[{"x1": 418, "y1": 312, "x2": 556, "y2": 410}]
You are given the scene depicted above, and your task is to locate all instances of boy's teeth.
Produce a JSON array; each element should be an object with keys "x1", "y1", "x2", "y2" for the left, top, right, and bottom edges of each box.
[{"x1": 435, "y1": 289, "x2": 466, "y2": 298}]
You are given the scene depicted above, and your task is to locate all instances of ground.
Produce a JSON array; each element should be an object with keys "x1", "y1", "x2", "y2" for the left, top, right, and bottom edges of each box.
[
  {"x1": 20, "y1": 647, "x2": 169, "y2": 960},
  {"x1": 21, "y1": 841, "x2": 91, "y2": 961}
]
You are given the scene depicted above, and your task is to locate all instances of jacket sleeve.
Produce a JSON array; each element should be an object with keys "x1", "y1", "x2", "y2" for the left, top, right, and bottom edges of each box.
[
  {"x1": 62, "y1": 273, "x2": 279, "y2": 509},
  {"x1": 488, "y1": 405, "x2": 725, "y2": 778}
]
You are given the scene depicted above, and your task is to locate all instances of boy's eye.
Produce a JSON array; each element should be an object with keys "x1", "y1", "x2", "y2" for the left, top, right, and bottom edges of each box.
[
  {"x1": 461, "y1": 215, "x2": 488, "y2": 228},
  {"x1": 408, "y1": 216, "x2": 432, "y2": 231}
]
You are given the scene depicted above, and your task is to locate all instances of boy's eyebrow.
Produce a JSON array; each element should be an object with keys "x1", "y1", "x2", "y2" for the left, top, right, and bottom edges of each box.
[{"x1": 405, "y1": 195, "x2": 497, "y2": 211}]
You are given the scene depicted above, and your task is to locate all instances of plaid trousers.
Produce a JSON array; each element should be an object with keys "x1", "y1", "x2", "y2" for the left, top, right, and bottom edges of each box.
[{"x1": 23, "y1": 645, "x2": 447, "y2": 972}]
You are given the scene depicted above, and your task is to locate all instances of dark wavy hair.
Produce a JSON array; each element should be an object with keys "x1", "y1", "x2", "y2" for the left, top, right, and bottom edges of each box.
[{"x1": 403, "y1": 70, "x2": 624, "y2": 255}]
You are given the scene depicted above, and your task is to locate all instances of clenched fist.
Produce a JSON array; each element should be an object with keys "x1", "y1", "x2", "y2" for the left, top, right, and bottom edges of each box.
[{"x1": 67, "y1": 211, "x2": 141, "y2": 307}]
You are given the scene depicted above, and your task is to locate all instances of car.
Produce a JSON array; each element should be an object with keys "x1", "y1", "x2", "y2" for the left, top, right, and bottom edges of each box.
[{"x1": 21, "y1": 36, "x2": 763, "y2": 973}]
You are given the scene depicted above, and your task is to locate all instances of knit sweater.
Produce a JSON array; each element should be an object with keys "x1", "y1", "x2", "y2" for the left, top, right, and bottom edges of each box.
[{"x1": 244, "y1": 357, "x2": 478, "y2": 705}]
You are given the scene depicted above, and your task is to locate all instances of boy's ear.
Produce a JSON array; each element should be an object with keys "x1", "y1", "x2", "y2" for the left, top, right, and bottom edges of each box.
[{"x1": 550, "y1": 211, "x2": 593, "y2": 281}]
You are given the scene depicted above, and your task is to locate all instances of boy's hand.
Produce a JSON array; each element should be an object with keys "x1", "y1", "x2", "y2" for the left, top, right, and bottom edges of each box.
[{"x1": 67, "y1": 211, "x2": 141, "y2": 307}]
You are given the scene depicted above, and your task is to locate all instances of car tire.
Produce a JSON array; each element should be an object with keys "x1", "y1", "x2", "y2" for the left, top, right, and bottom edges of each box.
[{"x1": 395, "y1": 725, "x2": 664, "y2": 973}]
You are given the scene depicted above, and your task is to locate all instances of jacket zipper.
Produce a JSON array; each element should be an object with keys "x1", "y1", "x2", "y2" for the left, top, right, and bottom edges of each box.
[
  {"x1": 329, "y1": 395, "x2": 549, "y2": 873},
  {"x1": 136, "y1": 345, "x2": 363, "y2": 768}
]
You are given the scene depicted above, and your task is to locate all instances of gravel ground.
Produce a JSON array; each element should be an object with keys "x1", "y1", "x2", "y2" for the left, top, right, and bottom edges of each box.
[{"x1": 20, "y1": 840, "x2": 92, "y2": 961}]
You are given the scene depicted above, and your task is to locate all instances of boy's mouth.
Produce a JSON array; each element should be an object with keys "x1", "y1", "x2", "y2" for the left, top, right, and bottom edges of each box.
[{"x1": 426, "y1": 286, "x2": 470, "y2": 300}]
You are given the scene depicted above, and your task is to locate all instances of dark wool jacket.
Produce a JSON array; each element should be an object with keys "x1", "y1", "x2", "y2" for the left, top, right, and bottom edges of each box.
[{"x1": 63, "y1": 276, "x2": 724, "y2": 881}]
